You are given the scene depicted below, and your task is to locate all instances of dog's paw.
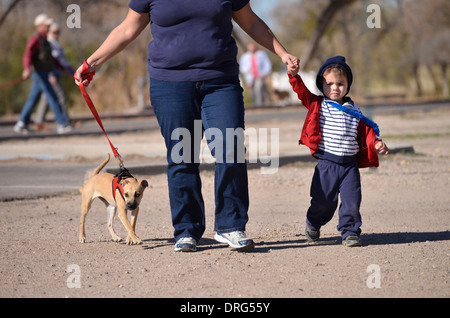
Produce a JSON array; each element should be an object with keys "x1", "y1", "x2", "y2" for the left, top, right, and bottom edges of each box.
[
  {"x1": 79, "y1": 236, "x2": 86, "y2": 243},
  {"x1": 112, "y1": 236, "x2": 123, "y2": 243},
  {"x1": 126, "y1": 236, "x2": 142, "y2": 245}
]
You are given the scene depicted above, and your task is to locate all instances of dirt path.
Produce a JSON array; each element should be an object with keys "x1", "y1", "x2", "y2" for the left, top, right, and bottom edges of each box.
[{"x1": 0, "y1": 107, "x2": 449, "y2": 299}]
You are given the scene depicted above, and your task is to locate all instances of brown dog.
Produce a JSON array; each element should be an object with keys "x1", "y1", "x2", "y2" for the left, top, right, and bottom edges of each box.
[{"x1": 79, "y1": 154, "x2": 148, "y2": 245}]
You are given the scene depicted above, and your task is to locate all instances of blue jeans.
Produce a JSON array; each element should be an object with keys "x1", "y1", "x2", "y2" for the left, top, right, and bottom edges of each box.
[
  {"x1": 150, "y1": 76, "x2": 249, "y2": 242},
  {"x1": 20, "y1": 71, "x2": 69, "y2": 126}
]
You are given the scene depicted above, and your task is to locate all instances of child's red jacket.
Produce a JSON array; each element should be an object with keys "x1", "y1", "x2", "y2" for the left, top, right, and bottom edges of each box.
[{"x1": 288, "y1": 74, "x2": 379, "y2": 168}]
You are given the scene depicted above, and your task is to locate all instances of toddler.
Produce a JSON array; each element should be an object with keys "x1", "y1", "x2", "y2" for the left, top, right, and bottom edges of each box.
[{"x1": 289, "y1": 56, "x2": 388, "y2": 246}]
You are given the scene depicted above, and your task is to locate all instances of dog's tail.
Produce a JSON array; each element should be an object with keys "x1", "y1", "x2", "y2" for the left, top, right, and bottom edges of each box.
[
  {"x1": 92, "y1": 153, "x2": 110, "y2": 176},
  {"x1": 79, "y1": 154, "x2": 111, "y2": 193}
]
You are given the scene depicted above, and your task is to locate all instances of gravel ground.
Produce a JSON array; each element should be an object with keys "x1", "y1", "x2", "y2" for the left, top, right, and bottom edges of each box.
[{"x1": 0, "y1": 107, "x2": 449, "y2": 300}]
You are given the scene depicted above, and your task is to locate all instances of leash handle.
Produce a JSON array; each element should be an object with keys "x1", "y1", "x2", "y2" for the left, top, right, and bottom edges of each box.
[
  {"x1": 79, "y1": 60, "x2": 95, "y2": 84},
  {"x1": 76, "y1": 60, "x2": 123, "y2": 164}
]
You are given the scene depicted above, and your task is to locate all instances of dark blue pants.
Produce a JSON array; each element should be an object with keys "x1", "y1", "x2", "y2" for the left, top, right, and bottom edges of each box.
[
  {"x1": 149, "y1": 76, "x2": 249, "y2": 242},
  {"x1": 306, "y1": 159, "x2": 362, "y2": 239}
]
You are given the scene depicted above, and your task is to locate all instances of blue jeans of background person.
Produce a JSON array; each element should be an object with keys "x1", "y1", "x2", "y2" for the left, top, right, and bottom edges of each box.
[
  {"x1": 306, "y1": 159, "x2": 362, "y2": 239},
  {"x1": 150, "y1": 76, "x2": 249, "y2": 242},
  {"x1": 19, "y1": 71, "x2": 69, "y2": 126}
]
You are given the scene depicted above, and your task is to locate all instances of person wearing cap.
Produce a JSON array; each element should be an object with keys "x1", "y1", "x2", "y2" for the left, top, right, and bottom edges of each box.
[
  {"x1": 288, "y1": 56, "x2": 388, "y2": 247},
  {"x1": 34, "y1": 23, "x2": 76, "y2": 131},
  {"x1": 14, "y1": 14, "x2": 71, "y2": 134}
]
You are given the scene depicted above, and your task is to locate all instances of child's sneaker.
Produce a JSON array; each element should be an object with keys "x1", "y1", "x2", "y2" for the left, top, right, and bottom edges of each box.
[
  {"x1": 214, "y1": 231, "x2": 254, "y2": 250},
  {"x1": 174, "y1": 237, "x2": 197, "y2": 252},
  {"x1": 305, "y1": 225, "x2": 320, "y2": 242},
  {"x1": 342, "y1": 235, "x2": 362, "y2": 247}
]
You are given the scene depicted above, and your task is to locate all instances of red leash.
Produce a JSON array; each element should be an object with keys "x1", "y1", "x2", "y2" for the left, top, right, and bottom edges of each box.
[
  {"x1": 75, "y1": 60, "x2": 123, "y2": 166},
  {"x1": 0, "y1": 77, "x2": 25, "y2": 90}
]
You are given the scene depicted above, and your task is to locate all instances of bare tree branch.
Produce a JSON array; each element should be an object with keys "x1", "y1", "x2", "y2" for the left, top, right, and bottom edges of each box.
[
  {"x1": 0, "y1": 0, "x2": 23, "y2": 29},
  {"x1": 374, "y1": 0, "x2": 403, "y2": 43},
  {"x1": 301, "y1": 0, "x2": 357, "y2": 69}
]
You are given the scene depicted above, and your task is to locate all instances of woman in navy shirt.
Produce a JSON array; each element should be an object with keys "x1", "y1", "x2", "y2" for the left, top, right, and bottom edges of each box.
[{"x1": 75, "y1": 0, "x2": 299, "y2": 252}]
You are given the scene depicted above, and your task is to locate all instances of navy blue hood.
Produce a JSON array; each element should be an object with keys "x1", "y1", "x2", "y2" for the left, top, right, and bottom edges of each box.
[{"x1": 316, "y1": 56, "x2": 353, "y2": 96}]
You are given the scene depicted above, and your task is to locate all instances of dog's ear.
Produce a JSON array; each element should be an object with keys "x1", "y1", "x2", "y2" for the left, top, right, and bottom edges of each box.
[{"x1": 140, "y1": 180, "x2": 148, "y2": 188}]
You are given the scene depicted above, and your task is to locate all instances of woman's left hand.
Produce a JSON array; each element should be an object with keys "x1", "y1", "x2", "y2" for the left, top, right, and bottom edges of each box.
[{"x1": 282, "y1": 53, "x2": 300, "y2": 75}]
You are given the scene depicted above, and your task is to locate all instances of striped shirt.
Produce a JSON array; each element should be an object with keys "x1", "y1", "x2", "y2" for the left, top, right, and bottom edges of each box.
[{"x1": 318, "y1": 99, "x2": 360, "y2": 159}]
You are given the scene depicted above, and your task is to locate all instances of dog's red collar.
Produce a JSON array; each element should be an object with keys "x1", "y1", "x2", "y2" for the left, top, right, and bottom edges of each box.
[{"x1": 112, "y1": 168, "x2": 133, "y2": 202}]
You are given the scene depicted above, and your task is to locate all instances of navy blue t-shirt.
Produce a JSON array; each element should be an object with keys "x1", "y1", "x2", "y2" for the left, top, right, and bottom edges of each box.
[{"x1": 129, "y1": 0, "x2": 249, "y2": 81}]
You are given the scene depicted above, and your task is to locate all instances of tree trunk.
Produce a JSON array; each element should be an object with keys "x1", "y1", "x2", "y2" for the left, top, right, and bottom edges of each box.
[
  {"x1": 412, "y1": 63, "x2": 422, "y2": 97},
  {"x1": 442, "y1": 63, "x2": 449, "y2": 98},
  {"x1": 426, "y1": 65, "x2": 439, "y2": 95}
]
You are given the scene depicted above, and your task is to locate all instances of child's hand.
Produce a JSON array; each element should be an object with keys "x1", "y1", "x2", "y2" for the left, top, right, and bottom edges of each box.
[
  {"x1": 375, "y1": 140, "x2": 389, "y2": 154},
  {"x1": 282, "y1": 53, "x2": 300, "y2": 76}
]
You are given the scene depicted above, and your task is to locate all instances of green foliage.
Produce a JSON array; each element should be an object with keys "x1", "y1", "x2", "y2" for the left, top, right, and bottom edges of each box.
[{"x1": 0, "y1": 24, "x2": 30, "y2": 115}]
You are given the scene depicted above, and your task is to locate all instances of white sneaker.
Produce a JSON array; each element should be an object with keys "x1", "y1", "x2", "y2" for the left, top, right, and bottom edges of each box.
[
  {"x1": 57, "y1": 124, "x2": 72, "y2": 134},
  {"x1": 174, "y1": 237, "x2": 197, "y2": 252},
  {"x1": 13, "y1": 122, "x2": 29, "y2": 134},
  {"x1": 214, "y1": 231, "x2": 255, "y2": 250}
]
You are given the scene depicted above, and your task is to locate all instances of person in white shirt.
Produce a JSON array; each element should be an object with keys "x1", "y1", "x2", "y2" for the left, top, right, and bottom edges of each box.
[{"x1": 239, "y1": 42, "x2": 272, "y2": 106}]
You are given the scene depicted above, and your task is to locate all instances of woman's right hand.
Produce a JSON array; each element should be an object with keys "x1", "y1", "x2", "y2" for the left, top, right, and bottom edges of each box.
[{"x1": 74, "y1": 60, "x2": 95, "y2": 87}]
